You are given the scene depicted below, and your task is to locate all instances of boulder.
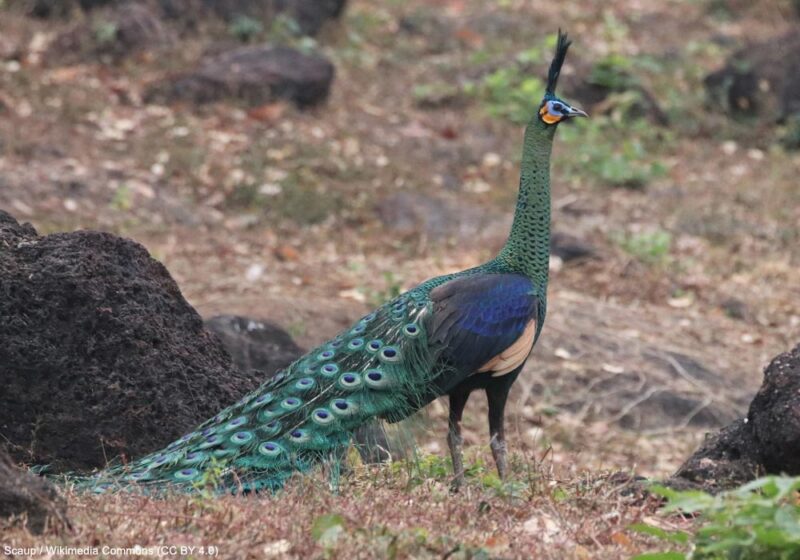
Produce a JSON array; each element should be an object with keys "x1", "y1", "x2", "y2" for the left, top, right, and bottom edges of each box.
[
  {"x1": 550, "y1": 231, "x2": 597, "y2": 263},
  {"x1": 562, "y1": 56, "x2": 668, "y2": 125},
  {"x1": 47, "y1": 2, "x2": 174, "y2": 62},
  {"x1": 669, "y1": 343, "x2": 800, "y2": 493},
  {"x1": 23, "y1": 0, "x2": 347, "y2": 37},
  {"x1": 0, "y1": 210, "x2": 263, "y2": 473},
  {"x1": 204, "y1": 315, "x2": 303, "y2": 377},
  {"x1": 0, "y1": 449, "x2": 68, "y2": 534},
  {"x1": 705, "y1": 31, "x2": 800, "y2": 121},
  {"x1": 144, "y1": 44, "x2": 334, "y2": 108},
  {"x1": 194, "y1": 0, "x2": 347, "y2": 36}
]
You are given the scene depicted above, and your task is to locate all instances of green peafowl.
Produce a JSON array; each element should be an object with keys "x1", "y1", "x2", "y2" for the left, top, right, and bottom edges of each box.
[{"x1": 86, "y1": 31, "x2": 586, "y2": 493}]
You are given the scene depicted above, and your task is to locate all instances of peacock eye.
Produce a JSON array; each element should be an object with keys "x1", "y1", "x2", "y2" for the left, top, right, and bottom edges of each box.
[{"x1": 552, "y1": 102, "x2": 564, "y2": 113}]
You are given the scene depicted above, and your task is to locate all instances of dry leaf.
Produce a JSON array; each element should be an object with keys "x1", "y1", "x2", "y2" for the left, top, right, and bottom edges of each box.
[
  {"x1": 275, "y1": 245, "x2": 299, "y2": 262},
  {"x1": 248, "y1": 102, "x2": 287, "y2": 123}
]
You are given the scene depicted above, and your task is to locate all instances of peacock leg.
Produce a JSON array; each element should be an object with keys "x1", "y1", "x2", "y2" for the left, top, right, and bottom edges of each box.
[
  {"x1": 447, "y1": 389, "x2": 471, "y2": 490},
  {"x1": 486, "y1": 381, "x2": 512, "y2": 480}
]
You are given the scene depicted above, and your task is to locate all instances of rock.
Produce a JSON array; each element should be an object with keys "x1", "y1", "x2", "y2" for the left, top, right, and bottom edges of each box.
[
  {"x1": 719, "y1": 297, "x2": 750, "y2": 321},
  {"x1": 669, "y1": 420, "x2": 762, "y2": 493},
  {"x1": 0, "y1": 449, "x2": 69, "y2": 534},
  {"x1": 0, "y1": 210, "x2": 37, "y2": 246},
  {"x1": 748, "y1": 345, "x2": 800, "y2": 474},
  {"x1": 398, "y1": 9, "x2": 456, "y2": 55},
  {"x1": 205, "y1": 315, "x2": 303, "y2": 376},
  {"x1": 705, "y1": 31, "x2": 800, "y2": 121},
  {"x1": 0, "y1": 210, "x2": 263, "y2": 472},
  {"x1": 562, "y1": 57, "x2": 668, "y2": 125},
  {"x1": 669, "y1": 343, "x2": 800, "y2": 493},
  {"x1": 23, "y1": 0, "x2": 347, "y2": 36},
  {"x1": 105, "y1": 3, "x2": 174, "y2": 56},
  {"x1": 48, "y1": 2, "x2": 174, "y2": 62},
  {"x1": 273, "y1": 0, "x2": 347, "y2": 36},
  {"x1": 21, "y1": 0, "x2": 81, "y2": 18},
  {"x1": 550, "y1": 231, "x2": 597, "y2": 263},
  {"x1": 159, "y1": 0, "x2": 346, "y2": 35},
  {"x1": 145, "y1": 44, "x2": 334, "y2": 108},
  {"x1": 169, "y1": 0, "x2": 347, "y2": 36}
]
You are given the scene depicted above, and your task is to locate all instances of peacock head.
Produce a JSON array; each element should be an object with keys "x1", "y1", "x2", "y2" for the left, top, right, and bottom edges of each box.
[{"x1": 537, "y1": 30, "x2": 587, "y2": 126}]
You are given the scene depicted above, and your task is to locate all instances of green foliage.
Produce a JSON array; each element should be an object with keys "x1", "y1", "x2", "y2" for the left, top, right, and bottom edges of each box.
[
  {"x1": 276, "y1": 180, "x2": 341, "y2": 225},
  {"x1": 633, "y1": 477, "x2": 800, "y2": 560},
  {"x1": 228, "y1": 174, "x2": 341, "y2": 225},
  {"x1": 190, "y1": 458, "x2": 226, "y2": 501},
  {"x1": 467, "y1": 67, "x2": 545, "y2": 124},
  {"x1": 92, "y1": 19, "x2": 118, "y2": 45},
  {"x1": 365, "y1": 271, "x2": 403, "y2": 307},
  {"x1": 559, "y1": 116, "x2": 668, "y2": 189},
  {"x1": 312, "y1": 513, "x2": 347, "y2": 548},
  {"x1": 389, "y1": 452, "x2": 530, "y2": 499},
  {"x1": 392, "y1": 453, "x2": 451, "y2": 486},
  {"x1": 286, "y1": 320, "x2": 307, "y2": 340},
  {"x1": 478, "y1": 472, "x2": 528, "y2": 499},
  {"x1": 779, "y1": 114, "x2": 800, "y2": 151},
  {"x1": 228, "y1": 14, "x2": 264, "y2": 43},
  {"x1": 268, "y1": 12, "x2": 302, "y2": 42},
  {"x1": 613, "y1": 229, "x2": 672, "y2": 264},
  {"x1": 589, "y1": 53, "x2": 637, "y2": 90},
  {"x1": 110, "y1": 184, "x2": 133, "y2": 212}
]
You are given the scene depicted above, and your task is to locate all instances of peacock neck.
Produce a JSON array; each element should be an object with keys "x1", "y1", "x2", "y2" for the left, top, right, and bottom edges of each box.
[{"x1": 496, "y1": 118, "x2": 555, "y2": 290}]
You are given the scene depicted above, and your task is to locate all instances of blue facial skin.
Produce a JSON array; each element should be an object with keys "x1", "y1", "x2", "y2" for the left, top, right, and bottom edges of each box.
[{"x1": 540, "y1": 97, "x2": 588, "y2": 124}]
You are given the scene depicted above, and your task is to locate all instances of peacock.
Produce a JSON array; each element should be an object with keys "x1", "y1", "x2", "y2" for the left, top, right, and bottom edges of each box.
[{"x1": 85, "y1": 31, "x2": 586, "y2": 493}]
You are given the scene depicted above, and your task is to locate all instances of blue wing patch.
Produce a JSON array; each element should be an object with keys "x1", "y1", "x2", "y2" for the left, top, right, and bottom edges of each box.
[{"x1": 428, "y1": 273, "x2": 539, "y2": 383}]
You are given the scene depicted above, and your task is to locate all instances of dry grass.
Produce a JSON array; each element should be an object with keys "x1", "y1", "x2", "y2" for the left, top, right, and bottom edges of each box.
[{"x1": 3, "y1": 457, "x2": 678, "y2": 559}]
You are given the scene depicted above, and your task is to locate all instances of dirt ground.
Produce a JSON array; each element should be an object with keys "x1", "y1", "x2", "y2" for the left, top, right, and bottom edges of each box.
[{"x1": 1, "y1": 0, "x2": 799, "y2": 557}]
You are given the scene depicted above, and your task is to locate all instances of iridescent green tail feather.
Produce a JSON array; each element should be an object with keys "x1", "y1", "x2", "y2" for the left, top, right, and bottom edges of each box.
[{"x1": 81, "y1": 290, "x2": 447, "y2": 493}]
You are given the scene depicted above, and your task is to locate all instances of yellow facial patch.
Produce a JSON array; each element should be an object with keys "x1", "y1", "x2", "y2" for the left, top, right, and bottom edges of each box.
[{"x1": 539, "y1": 105, "x2": 561, "y2": 125}]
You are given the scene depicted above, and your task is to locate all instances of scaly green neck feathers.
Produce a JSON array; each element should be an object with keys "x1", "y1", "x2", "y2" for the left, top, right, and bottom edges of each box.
[{"x1": 497, "y1": 117, "x2": 556, "y2": 290}]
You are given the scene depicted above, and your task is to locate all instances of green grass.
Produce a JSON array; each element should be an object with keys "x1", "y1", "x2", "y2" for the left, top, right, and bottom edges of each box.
[
  {"x1": 466, "y1": 66, "x2": 546, "y2": 125},
  {"x1": 228, "y1": 14, "x2": 264, "y2": 43},
  {"x1": 560, "y1": 116, "x2": 669, "y2": 189},
  {"x1": 92, "y1": 19, "x2": 118, "y2": 45},
  {"x1": 363, "y1": 271, "x2": 403, "y2": 307},
  {"x1": 612, "y1": 229, "x2": 672, "y2": 264},
  {"x1": 633, "y1": 477, "x2": 800, "y2": 560}
]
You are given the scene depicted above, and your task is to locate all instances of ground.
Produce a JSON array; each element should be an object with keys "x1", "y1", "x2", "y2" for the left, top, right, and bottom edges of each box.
[{"x1": 1, "y1": 0, "x2": 799, "y2": 557}]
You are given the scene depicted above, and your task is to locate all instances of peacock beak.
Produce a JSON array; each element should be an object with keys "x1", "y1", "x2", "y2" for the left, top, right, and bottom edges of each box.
[{"x1": 565, "y1": 105, "x2": 588, "y2": 118}]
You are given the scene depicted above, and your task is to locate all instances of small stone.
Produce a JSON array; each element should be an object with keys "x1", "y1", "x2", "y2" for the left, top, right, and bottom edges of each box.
[
  {"x1": 482, "y1": 152, "x2": 502, "y2": 167},
  {"x1": 245, "y1": 263, "x2": 264, "y2": 282},
  {"x1": 722, "y1": 141, "x2": 738, "y2": 155},
  {"x1": 145, "y1": 45, "x2": 335, "y2": 109}
]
